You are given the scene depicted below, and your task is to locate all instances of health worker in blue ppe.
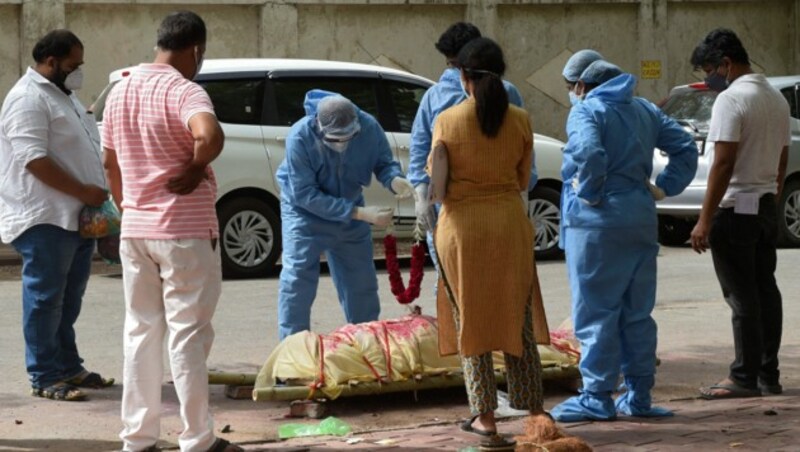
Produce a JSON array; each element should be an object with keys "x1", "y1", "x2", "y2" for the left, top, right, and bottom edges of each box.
[
  {"x1": 408, "y1": 22, "x2": 531, "y2": 289},
  {"x1": 562, "y1": 49, "x2": 604, "y2": 105},
  {"x1": 551, "y1": 58, "x2": 698, "y2": 422},
  {"x1": 276, "y1": 90, "x2": 413, "y2": 340}
]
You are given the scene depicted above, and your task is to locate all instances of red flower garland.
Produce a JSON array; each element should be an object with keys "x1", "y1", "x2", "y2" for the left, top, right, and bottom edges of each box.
[{"x1": 384, "y1": 234, "x2": 425, "y2": 304}]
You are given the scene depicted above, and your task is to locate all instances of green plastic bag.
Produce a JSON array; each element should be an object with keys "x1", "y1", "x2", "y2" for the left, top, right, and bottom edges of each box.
[
  {"x1": 79, "y1": 199, "x2": 121, "y2": 238},
  {"x1": 278, "y1": 416, "x2": 352, "y2": 439}
]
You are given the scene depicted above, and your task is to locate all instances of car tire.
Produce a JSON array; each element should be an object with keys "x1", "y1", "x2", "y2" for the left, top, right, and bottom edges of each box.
[
  {"x1": 778, "y1": 178, "x2": 800, "y2": 247},
  {"x1": 217, "y1": 197, "x2": 281, "y2": 278},
  {"x1": 658, "y1": 215, "x2": 693, "y2": 247},
  {"x1": 528, "y1": 185, "x2": 563, "y2": 260}
]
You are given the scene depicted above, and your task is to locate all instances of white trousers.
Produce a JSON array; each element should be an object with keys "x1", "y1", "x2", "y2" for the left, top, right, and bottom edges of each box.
[{"x1": 119, "y1": 238, "x2": 222, "y2": 452}]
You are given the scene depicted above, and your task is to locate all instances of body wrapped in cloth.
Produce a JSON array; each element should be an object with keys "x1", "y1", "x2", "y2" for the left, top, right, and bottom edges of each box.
[{"x1": 254, "y1": 314, "x2": 579, "y2": 400}]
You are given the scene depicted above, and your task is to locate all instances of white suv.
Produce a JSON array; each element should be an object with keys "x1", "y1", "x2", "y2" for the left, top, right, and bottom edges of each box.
[{"x1": 93, "y1": 59, "x2": 566, "y2": 277}]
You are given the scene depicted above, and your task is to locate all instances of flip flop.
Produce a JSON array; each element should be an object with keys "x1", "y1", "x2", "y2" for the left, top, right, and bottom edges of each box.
[
  {"x1": 479, "y1": 434, "x2": 517, "y2": 451},
  {"x1": 759, "y1": 381, "x2": 783, "y2": 395},
  {"x1": 66, "y1": 371, "x2": 115, "y2": 389},
  {"x1": 699, "y1": 382, "x2": 761, "y2": 400},
  {"x1": 460, "y1": 415, "x2": 497, "y2": 437},
  {"x1": 207, "y1": 438, "x2": 244, "y2": 452},
  {"x1": 31, "y1": 382, "x2": 87, "y2": 401}
]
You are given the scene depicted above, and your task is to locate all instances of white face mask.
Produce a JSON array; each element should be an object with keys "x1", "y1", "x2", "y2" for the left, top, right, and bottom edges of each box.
[
  {"x1": 64, "y1": 67, "x2": 83, "y2": 91},
  {"x1": 324, "y1": 140, "x2": 349, "y2": 153},
  {"x1": 460, "y1": 79, "x2": 469, "y2": 96},
  {"x1": 568, "y1": 90, "x2": 581, "y2": 106}
]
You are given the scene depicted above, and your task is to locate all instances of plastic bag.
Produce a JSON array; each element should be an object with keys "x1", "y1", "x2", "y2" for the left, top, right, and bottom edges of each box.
[
  {"x1": 79, "y1": 199, "x2": 121, "y2": 238},
  {"x1": 97, "y1": 233, "x2": 121, "y2": 265},
  {"x1": 495, "y1": 390, "x2": 529, "y2": 419},
  {"x1": 278, "y1": 416, "x2": 352, "y2": 439}
]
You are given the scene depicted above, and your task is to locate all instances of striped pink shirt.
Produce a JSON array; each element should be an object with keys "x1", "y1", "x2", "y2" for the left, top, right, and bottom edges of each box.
[{"x1": 102, "y1": 64, "x2": 218, "y2": 239}]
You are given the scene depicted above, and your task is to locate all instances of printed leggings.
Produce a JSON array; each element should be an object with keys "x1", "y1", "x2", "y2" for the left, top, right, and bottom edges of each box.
[{"x1": 448, "y1": 297, "x2": 544, "y2": 415}]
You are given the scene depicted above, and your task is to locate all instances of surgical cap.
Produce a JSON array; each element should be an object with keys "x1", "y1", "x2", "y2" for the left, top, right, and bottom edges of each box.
[
  {"x1": 579, "y1": 60, "x2": 623, "y2": 85},
  {"x1": 317, "y1": 96, "x2": 361, "y2": 140},
  {"x1": 562, "y1": 49, "x2": 604, "y2": 83}
]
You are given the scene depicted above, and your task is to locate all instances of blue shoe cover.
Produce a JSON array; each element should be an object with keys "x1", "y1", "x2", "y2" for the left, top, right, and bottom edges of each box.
[
  {"x1": 551, "y1": 393, "x2": 617, "y2": 422},
  {"x1": 615, "y1": 376, "x2": 674, "y2": 418},
  {"x1": 615, "y1": 392, "x2": 673, "y2": 417}
]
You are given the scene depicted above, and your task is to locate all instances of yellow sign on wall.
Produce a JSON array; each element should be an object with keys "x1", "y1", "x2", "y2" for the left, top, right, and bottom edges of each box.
[{"x1": 641, "y1": 60, "x2": 662, "y2": 79}]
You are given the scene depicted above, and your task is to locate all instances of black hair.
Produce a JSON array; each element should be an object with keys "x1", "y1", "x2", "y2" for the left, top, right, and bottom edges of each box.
[
  {"x1": 457, "y1": 38, "x2": 508, "y2": 138},
  {"x1": 435, "y1": 22, "x2": 481, "y2": 59},
  {"x1": 690, "y1": 28, "x2": 750, "y2": 70},
  {"x1": 156, "y1": 10, "x2": 207, "y2": 51},
  {"x1": 32, "y1": 30, "x2": 83, "y2": 63},
  {"x1": 583, "y1": 82, "x2": 601, "y2": 93}
]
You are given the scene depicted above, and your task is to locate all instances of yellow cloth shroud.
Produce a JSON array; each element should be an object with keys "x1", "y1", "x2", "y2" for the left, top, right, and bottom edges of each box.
[{"x1": 255, "y1": 314, "x2": 579, "y2": 400}]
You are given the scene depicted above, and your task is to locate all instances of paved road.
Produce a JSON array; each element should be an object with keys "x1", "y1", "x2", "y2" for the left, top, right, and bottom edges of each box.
[{"x1": 0, "y1": 245, "x2": 798, "y2": 451}]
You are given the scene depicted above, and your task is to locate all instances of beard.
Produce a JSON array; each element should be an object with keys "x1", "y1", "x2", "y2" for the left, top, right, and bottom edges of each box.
[{"x1": 49, "y1": 65, "x2": 70, "y2": 94}]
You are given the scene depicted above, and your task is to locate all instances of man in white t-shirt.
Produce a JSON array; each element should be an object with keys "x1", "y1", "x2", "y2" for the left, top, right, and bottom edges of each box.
[{"x1": 689, "y1": 28, "x2": 791, "y2": 400}]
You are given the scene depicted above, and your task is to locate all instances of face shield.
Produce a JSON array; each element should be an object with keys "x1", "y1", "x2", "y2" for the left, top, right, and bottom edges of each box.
[{"x1": 317, "y1": 96, "x2": 361, "y2": 153}]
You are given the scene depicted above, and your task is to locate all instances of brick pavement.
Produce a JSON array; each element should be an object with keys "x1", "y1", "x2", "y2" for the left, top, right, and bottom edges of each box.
[{"x1": 238, "y1": 392, "x2": 800, "y2": 451}]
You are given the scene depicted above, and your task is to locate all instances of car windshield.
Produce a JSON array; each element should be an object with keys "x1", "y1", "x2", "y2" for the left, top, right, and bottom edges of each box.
[{"x1": 661, "y1": 89, "x2": 718, "y2": 132}]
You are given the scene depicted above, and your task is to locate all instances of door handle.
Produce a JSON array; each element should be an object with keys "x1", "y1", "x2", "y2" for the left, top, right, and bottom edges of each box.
[{"x1": 276, "y1": 136, "x2": 286, "y2": 142}]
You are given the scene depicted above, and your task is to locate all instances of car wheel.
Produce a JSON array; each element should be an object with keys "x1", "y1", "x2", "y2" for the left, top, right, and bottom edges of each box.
[
  {"x1": 217, "y1": 197, "x2": 281, "y2": 278},
  {"x1": 658, "y1": 215, "x2": 693, "y2": 246},
  {"x1": 528, "y1": 185, "x2": 563, "y2": 260},
  {"x1": 778, "y1": 179, "x2": 800, "y2": 246}
]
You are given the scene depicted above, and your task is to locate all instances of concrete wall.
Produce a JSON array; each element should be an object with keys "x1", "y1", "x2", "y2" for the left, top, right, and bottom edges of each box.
[
  {"x1": 2, "y1": 0, "x2": 799, "y2": 140},
  {"x1": 0, "y1": 4, "x2": 21, "y2": 99},
  {"x1": 64, "y1": 3, "x2": 261, "y2": 111}
]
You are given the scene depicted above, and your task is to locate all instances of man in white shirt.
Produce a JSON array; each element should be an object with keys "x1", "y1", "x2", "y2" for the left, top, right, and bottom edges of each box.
[
  {"x1": 0, "y1": 30, "x2": 111, "y2": 402},
  {"x1": 689, "y1": 28, "x2": 791, "y2": 400}
]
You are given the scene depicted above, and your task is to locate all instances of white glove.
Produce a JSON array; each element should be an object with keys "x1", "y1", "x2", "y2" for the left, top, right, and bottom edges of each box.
[
  {"x1": 353, "y1": 206, "x2": 394, "y2": 227},
  {"x1": 415, "y1": 184, "x2": 436, "y2": 231},
  {"x1": 520, "y1": 190, "x2": 529, "y2": 212},
  {"x1": 571, "y1": 177, "x2": 579, "y2": 191},
  {"x1": 391, "y1": 177, "x2": 414, "y2": 199},
  {"x1": 647, "y1": 181, "x2": 666, "y2": 201}
]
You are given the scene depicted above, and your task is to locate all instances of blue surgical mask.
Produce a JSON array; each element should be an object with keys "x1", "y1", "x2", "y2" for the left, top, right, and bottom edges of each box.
[
  {"x1": 704, "y1": 69, "x2": 729, "y2": 92},
  {"x1": 569, "y1": 91, "x2": 581, "y2": 106}
]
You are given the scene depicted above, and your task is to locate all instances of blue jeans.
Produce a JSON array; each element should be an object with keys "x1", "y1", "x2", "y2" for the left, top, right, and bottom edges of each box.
[{"x1": 12, "y1": 224, "x2": 95, "y2": 389}]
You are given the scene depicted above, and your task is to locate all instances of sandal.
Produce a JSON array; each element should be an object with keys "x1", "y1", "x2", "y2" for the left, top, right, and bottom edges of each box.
[
  {"x1": 479, "y1": 434, "x2": 517, "y2": 451},
  {"x1": 31, "y1": 382, "x2": 87, "y2": 401},
  {"x1": 66, "y1": 370, "x2": 115, "y2": 389},
  {"x1": 207, "y1": 438, "x2": 243, "y2": 452},
  {"x1": 759, "y1": 380, "x2": 783, "y2": 395},
  {"x1": 460, "y1": 414, "x2": 497, "y2": 437},
  {"x1": 699, "y1": 380, "x2": 761, "y2": 400}
]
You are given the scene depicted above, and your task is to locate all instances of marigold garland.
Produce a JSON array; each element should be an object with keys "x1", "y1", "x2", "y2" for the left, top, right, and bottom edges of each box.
[{"x1": 383, "y1": 234, "x2": 425, "y2": 305}]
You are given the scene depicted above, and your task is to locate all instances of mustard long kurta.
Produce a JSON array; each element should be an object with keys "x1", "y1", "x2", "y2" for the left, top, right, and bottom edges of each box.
[{"x1": 430, "y1": 99, "x2": 549, "y2": 358}]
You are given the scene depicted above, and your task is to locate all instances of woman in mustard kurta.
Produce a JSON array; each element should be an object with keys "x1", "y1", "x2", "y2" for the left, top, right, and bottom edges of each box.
[{"x1": 428, "y1": 37, "x2": 548, "y2": 440}]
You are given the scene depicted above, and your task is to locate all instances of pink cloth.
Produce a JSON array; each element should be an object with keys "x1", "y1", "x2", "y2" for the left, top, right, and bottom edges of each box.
[{"x1": 102, "y1": 63, "x2": 218, "y2": 239}]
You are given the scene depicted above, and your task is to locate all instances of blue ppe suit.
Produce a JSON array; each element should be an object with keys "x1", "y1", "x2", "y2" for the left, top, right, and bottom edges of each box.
[
  {"x1": 551, "y1": 74, "x2": 698, "y2": 422},
  {"x1": 407, "y1": 68, "x2": 532, "y2": 276},
  {"x1": 276, "y1": 90, "x2": 403, "y2": 340}
]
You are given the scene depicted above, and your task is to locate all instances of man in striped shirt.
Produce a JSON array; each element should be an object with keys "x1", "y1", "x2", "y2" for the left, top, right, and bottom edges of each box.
[{"x1": 102, "y1": 11, "x2": 241, "y2": 452}]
